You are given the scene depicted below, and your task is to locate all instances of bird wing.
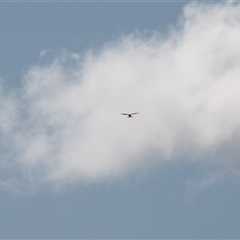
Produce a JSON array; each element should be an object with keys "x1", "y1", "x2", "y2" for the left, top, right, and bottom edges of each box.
[
  {"x1": 130, "y1": 112, "x2": 139, "y2": 115},
  {"x1": 121, "y1": 113, "x2": 129, "y2": 115}
]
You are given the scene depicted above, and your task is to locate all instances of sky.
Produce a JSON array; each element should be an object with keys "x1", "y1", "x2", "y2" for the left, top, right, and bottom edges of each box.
[{"x1": 1, "y1": 0, "x2": 240, "y2": 238}]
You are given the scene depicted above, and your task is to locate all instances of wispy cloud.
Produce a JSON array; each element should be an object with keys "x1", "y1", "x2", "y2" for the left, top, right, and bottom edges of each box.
[{"x1": 1, "y1": 2, "x2": 240, "y2": 190}]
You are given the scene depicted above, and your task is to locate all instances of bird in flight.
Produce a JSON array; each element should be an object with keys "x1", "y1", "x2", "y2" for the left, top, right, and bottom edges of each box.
[{"x1": 120, "y1": 112, "x2": 139, "y2": 118}]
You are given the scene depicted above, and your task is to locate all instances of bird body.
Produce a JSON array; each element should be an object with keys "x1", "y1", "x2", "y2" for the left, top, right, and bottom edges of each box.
[{"x1": 121, "y1": 112, "x2": 139, "y2": 118}]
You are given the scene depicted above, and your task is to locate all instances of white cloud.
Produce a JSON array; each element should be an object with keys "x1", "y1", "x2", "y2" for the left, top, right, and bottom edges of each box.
[{"x1": 1, "y1": 2, "x2": 240, "y2": 189}]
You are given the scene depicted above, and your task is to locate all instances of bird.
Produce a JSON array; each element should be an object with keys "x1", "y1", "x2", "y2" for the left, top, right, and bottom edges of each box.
[{"x1": 120, "y1": 112, "x2": 139, "y2": 118}]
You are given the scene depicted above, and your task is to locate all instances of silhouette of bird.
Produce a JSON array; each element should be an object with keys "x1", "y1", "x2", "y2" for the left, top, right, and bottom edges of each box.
[{"x1": 120, "y1": 112, "x2": 139, "y2": 118}]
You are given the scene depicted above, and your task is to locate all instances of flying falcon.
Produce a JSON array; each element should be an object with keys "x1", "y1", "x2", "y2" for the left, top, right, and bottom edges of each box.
[{"x1": 120, "y1": 112, "x2": 139, "y2": 118}]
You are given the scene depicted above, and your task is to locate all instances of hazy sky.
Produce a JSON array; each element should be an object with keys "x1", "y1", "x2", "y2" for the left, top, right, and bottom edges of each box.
[{"x1": 1, "y1": 0, "x2": 240, "y2": 238}]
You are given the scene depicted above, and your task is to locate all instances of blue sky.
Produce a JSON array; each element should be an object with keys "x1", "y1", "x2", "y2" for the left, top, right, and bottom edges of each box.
[{"x1": 1, "y1": 0, "x2": 240, "y2": 238}]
